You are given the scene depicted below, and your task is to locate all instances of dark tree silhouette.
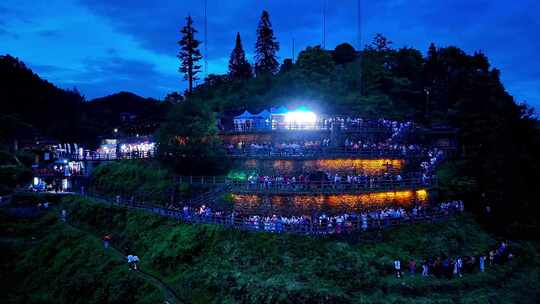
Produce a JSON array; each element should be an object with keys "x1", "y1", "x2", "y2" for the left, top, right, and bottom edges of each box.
[
  {"x1": 254, "y1": 10, "x2": 280, "y2": 76},
  {"x1": 333, "y1": 43, "x2": 357, "y2": 64},
  {"x1": 178, "y1": 15, "x2": 202, "y2": 94},
  {"x1": 228, "y1": 32, "x2": 252, "y2": 80},
  {"x1": 369, "y1": 33, "x2": 393, "y2": 51},
  {"x1": 164, "y1": 92, "x2": 184, "y2": 104},
  {"x1": 279, "y1": 58, "x2": 293, "y2": 74}
]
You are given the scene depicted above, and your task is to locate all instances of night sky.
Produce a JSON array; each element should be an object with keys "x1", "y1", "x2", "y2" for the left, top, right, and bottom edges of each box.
[{"x1": 1, "y1": 0, "x2": 539, "y2": 110}]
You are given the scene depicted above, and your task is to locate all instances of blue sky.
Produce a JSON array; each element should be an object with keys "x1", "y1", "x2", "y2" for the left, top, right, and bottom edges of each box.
[{"x1": 1, "y1": 0, "x2": 539, "y2": 110}]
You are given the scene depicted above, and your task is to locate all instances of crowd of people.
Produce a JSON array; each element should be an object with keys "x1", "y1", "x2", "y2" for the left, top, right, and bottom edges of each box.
[
  {"x1": 421, "y1": 148, "x2": 445, "y2": 176},
  {"x1": 226, "y1": 138, "x2": 423, "y2": 157},
  {"x1": 236, "y1": 172, "x2": 427, "y2": 191},
  {"x1": 342, "y1": 140, "x2": 423, "y2": 155},
  {"x1": 393, "y1": 240, "x2": 514, "y2": 279},
  {"x1": 321, "y1": 117, "x2": 414, "y2": 133},
  {"x1": 227, "y1": 117, "x2": 418, "y2": 157},
  {"x1": 163, "y1": 200, "x2": 464, "y2": 235},
  {"x1": 226, "y1": 140, "x2": 331, "y2": 156}
]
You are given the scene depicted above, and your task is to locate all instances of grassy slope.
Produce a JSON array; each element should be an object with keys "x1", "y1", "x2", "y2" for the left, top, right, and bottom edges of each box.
[
  {"x1": 90, "y1": 160, "x2": 195, "y2": 205},
  {"x1": 0, "y1": 210, "x2": 164, "y2": 304},
  {"x1": 61, "y1": 196, "x2": 540, "y2": 304}
]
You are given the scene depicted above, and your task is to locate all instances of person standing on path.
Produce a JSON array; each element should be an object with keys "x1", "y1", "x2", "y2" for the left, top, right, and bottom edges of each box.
[
  {"x1": 408, "y1": 259, "x2": 416, "y2": 275},
  {"x1": 132, "y1": 255, "x2": 140, "y2": 270},
  {"x1": 421, "y1": 260, "x2": 429, "y2": 277},
  {"x1": 455, "y1": 257, "x2": 463, "y2": 277},
  {"x1": 103, "y1": 234, "x2": 111, "y2": 250},
  {"x1": 127, "y1": 255, "x2": 134, "y2": 270},
  {"x1": 479, "y1": 255, "x2": 486, "y2": 272},
  {"x1": 394, "y1": 259, "x2": 402, "y2": 278}
]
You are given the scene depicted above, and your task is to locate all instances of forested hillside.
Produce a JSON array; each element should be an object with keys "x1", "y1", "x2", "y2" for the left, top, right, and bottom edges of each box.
[
  {"x1": 159, "y1": 35, "x2": 540, "y2": 237},
  {"x1": 0, "y1": 55, "x2": 169, "y2": 146}
]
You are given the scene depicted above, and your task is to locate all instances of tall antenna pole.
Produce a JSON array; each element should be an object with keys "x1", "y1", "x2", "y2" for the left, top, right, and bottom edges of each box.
[
  {"x1": 292, "y1": 38, "x2": 295, "y2": 62},
  {"x1": 357, "y1": 0, "x2": 362, "y2": 96},
  {"x1": 204, "y1": 0, "x2": 208, "y2": 78},
  {"x1": 322, "y1": 0, "x2": 326, "y2": 49}
]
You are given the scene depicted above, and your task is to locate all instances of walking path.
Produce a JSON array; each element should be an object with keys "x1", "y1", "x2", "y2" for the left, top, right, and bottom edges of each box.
[{"x1": 63, "y1": 220, "x2": 182, "y2": 304}]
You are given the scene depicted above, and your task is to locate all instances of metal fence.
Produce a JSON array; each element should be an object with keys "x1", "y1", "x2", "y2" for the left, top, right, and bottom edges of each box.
[
  {"x1": 175, "y1": 175, "x2": 433, "y2": 193},
  {"x1": 228, "y1": 178, "x2": 431, "y2": 194},
  {"x1": 60, "y1": 151, "x2": 155, "y2": 161},
  {"x1": 82, "y1": 192, "x2": 459, "y2": 236},
  {"x1": 227, "y1": 148, "x2": 424, "y2": 159}
]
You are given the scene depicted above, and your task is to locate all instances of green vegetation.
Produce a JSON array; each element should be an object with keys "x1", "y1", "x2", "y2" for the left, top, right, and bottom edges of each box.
[
  {"x1": 56, "y1": 195, "x2": 539, "y2": 303},
  {"x1": 0, "y1": 209, "x2": 164, "y2": 304},
  {"x1": 0, "y1": 149, "x2": 33, "y2": 195},
  {"x1": 156, "y1": 99, "x2": 229, "y2": 175},
  {"x1": 90, "y1": 160, "x2": 189, "y2": 204}
]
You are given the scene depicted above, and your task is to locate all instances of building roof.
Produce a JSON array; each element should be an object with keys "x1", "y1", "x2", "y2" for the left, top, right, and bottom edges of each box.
[
  {"x1": 254, "y1": 109, "x2": 271, "y2": 118},
  {"x1": 234, "y1": 110, "x2": 255, "y2": 119}
]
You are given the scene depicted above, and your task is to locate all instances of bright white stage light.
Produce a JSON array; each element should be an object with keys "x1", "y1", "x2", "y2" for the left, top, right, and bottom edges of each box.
[{"x1": 284, "y1": 111, "x2": 317, "y2": 124}]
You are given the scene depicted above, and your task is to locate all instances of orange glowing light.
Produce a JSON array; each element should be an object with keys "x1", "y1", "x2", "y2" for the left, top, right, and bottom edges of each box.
[
  {"x1": 306, "y1": 159, "x2": 404, "y2": 175},
  {"x1": 416, "y1": 189, "x2": 428, "y2": 201},
  {"x1": 231, "y1": 189, "x2": 428, "y2": 213},
  {"x1": 241, "y1": 158, "x2": 405, "y2": 175}
]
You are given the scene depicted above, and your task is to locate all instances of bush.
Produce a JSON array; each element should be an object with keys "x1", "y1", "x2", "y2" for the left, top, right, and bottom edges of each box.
[
  {"x1": 0, "y1": 209, "x2": 164, "y2": 303},
  {"x1": 60, "y1": 196, "x2": 540, "y2": 303},
  {"x1": 89, "y1": 161, "x2": 185, "y2": 205}
]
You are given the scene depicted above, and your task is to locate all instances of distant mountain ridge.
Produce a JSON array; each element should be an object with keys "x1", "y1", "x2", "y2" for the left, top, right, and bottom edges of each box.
[{"x1": 0, "y1": 54, "x2": 169, "y2": 144}]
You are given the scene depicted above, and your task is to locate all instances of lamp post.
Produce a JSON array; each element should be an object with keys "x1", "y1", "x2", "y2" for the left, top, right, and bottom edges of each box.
[
  {"x1": 424, "y1": 87, "x2": 431, "y2": 122},
  {"x1": 114, "y1": 128, "x2": 119, "y2": 159}
]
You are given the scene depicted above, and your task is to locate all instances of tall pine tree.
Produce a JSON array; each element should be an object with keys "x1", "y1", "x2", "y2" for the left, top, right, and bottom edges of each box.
[
  {"x1": 228, "y1": 32, "x2": 252, "y2": 80},
  {"x1": 178, "y1": 15, "x2": 202, "y2": 94},
  {"x1": 254, "y1": 10, "x2": 279, "y2": 76}
]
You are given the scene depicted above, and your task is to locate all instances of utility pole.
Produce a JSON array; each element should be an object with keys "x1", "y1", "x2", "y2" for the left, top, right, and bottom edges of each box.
[
  {"x1": 357, "y1": 0, "x2": 362, "y2": 96},
  {"x1": 322, "y1": 0, "x2": 326, "y2": 49},
  {"x1": 424, "y1": 87, "x2": 431, "y2": 121},
  {"x1": 204, "y1": 0, "x2": 208, "y2": 78},
  {"x1": 292, "y1": 38, "x2": 295, "y2": 62}
]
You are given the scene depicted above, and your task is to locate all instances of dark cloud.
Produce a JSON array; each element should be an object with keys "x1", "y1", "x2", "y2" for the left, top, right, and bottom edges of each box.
[
  {"x1": 0, "y1": 27, "x2": 19, "y2": 39},
  {"x1": 77, "y1": 0, "x2": 329, "y2": 58},
  {"x1": 0, "y1": 5, "x2": 33, "y2": 24},
  {"x1": 4, "y1": 0, "x2": 539, "y2": 107},
  {"x1": 37, "y1": 30, "x2": 61, "y2": 37},
  {"x1": 67, "y1": 56, "x2": 178, "y2": 99},
  {"x1": 29, "y1": 63, "x2": 75, "y2": 74}
]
